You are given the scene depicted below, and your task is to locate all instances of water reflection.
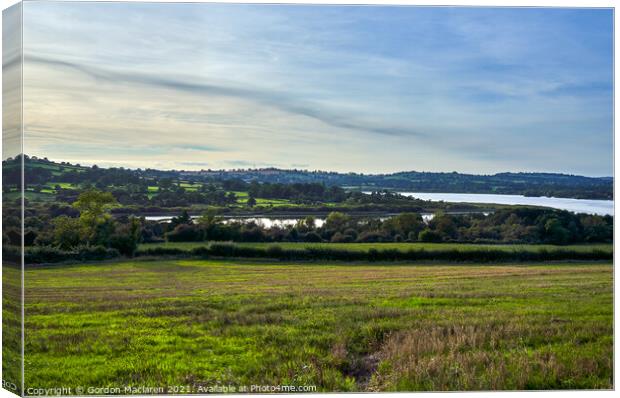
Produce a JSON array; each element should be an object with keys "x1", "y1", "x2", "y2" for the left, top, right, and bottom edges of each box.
[
  {"x1": 143, "y1": 213, "x2": 462, "y2": 227},
  {"x1": 396, "y1": 192, "x2": 613, "y2": 216}
]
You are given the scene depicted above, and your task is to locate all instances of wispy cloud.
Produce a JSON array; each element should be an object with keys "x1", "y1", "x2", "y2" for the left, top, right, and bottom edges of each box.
[
  {"x1": 26, "y1": 54, "x2": 427, "y2": 139},
  {"x1": 178, "y1": 161, "x2": 211, "y2": 168},
  {"x1": 20, "y1": 3, "x2": 613, "y2": 175}
]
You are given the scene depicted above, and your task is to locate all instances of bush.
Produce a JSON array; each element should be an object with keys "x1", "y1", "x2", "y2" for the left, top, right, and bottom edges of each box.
[
  {"x1": 25, "y1": 245, "x2": 120, "y2": 264},
  {"x1": 166, "y1": 224, "x2": 203, "y2": 242},
  {"x1": 356, "y1": 231, "x2": 386, "y2": 243},
  {"x1": 266, "y1": 245, "x2": 284, "y2": 258},
  {"x1": 133, "y1": 243, "x2": 612, "y2": 263},
  {"x1": 24, "y1": 230, "x2": 38, "y2": 246},
  {"x1": 239, "y1": 226, "x2": 265, "y2": 242},
  {"x1": 3, "y1": 245, "x2": 22, "y2": 264},
  {"x1": 331, "y1": 232, "x2": 355, "y2": 243},
  {"x1": 25, "y1": 246, "x2": 71, "y2": 264},
  {"x1": 304, "y1": 232, "x2": 323, "y2": 242},
  {"x1": 343, "y1": 229, "x2": 358, "y2": 240},
  {"x1": 407, "y1": 231, "x2": 418, "y2": 242},
  {"x1": 136, "y1": 247, "x2": 186, "y2": 257},
  {"x1": 418, "y1": 228, "x2": 443, "y2": 242},
  {"x1": 109, "y1": 234, "x2": 138, "y2": 257},
  {"x1": 76, "y1": 245, "x2": 120, "y2": 261},
  {"x1": 27, "y1": 242, "x2": 613, "y2": 265}
]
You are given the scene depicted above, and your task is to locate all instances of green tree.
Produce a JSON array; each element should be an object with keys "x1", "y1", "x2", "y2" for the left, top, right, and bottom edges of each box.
[
  {"x1": 582, "y1": 215, "x2": 612, "y2": 243},
  {"x1": 383, "y1": 213, "x2": 424, "y2": 237},
  {"x1": 325, "y1": 212, "x2": 350, "y2": 231},
  {"x1": 170, "y1": 210, "x2": 192, "y2": 229},
  {"x1": 247, "y1": 194, "x2": 257, "y2": 208},
  {"x1": 296, "y1": 216, "x2": 315, "y2": 232},
  {"x1": 110, "y1": 217, "x2": 142, "y2": 256},
  {"x1": 52, "y1": 216, "x2": 82, "y2": 250},
  {"x1": 92, "y1": 219, "x2": 116, "y2": 247},
  {"x1": 304, "y1": 216, "x2": 316, "y2": 229},
  {"x1": 418, "y1": 228, "x2": 442, "y2": 243},
  {"x1": 544, "y1": 218, "x2": 570, "y2": 245},
  {"x1": 72, "y1": 190, "x2": 118, "y2": 244},
  {"x1": 431, "y1": 213, "x2": 458, "y2": 240},
  {"x1": 197, "y1": 208, "x2": 218, "y2": 227},
  {"x1": 304, "y1": 231, "x2": 322, "y2": 242}
]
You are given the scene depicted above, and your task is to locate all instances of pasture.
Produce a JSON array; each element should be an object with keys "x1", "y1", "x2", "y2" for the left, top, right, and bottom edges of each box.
[{"x1": 23, "y1": 259, "x2": 612, "y2": 391}]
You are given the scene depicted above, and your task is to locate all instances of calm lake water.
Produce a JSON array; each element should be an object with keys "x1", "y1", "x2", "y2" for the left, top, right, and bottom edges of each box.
[
  {"x1": 221, "y1": 217, "x2": 326, "y2": 229},
  {"x1": 144, "y1": 216, "x2": 327, "y2": 228},
  {"x1": 398, "y1": 192, "x2": 613, "y2": 216}
]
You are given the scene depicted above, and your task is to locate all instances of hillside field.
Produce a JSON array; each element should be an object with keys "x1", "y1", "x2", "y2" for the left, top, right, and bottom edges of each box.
[{"x1": 22, "y1": 259, "x2": 612, "y2": 392}]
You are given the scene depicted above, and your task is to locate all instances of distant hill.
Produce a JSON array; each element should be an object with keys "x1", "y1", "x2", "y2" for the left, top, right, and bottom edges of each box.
[
  {"x1": 194, "y1": 168, "x2": 613, "y2": 200},
  {"x1": 5, "y1": 155, "x2": 614, "y2": 200}
]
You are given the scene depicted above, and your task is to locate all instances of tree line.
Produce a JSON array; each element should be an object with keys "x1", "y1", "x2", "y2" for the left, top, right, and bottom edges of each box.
[
  {"x1": 161, "y1": 207, "x2": 612, "y2": 245},
  {"x1": 3, "y1": 155, "x2": 613, "y2": 200},
  {"x1": 2, "y1": 190, "x2": 611, "y2": 265}
]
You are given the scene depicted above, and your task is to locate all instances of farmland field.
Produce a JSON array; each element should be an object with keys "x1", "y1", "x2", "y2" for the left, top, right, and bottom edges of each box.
[{"x1": 23, "y1": 259, "x2": 612, "y2": 391}]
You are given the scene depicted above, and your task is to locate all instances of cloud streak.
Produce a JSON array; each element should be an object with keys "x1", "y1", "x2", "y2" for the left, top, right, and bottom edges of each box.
[
  {"x1": 19, "y1": 3, "x2": 613, "y2": 176},
  {"x1": 26, "y1": 55, "x2": 426, "y2": 139}
]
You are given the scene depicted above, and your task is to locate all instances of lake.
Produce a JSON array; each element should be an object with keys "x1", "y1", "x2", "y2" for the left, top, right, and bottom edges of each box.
[
  {"x1": 397, "y1": 192, "x2": 613, "y2": 216},
  {"x1": 144, "y1": 215, "x2": 327, "y2": 228},
  {"x1": 144, "y1": 192, "x2": 613, "y2": 226}
]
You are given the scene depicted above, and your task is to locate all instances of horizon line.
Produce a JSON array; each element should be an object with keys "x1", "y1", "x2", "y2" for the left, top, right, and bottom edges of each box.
[{"x1": 6, "y1": 154, "x2": 614, "y2": 180}]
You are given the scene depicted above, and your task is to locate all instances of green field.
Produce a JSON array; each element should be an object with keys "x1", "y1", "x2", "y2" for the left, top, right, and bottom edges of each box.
[
  {"x1": 180, "y1": 182, "x2": 201, "y2": 192},
  {"x1": 140, "y1": 241, "x2": 613, "y2": 254},
  {"x1": 2, "y1": 264, "x2": 22, "y2": 394},
  {"x1": 23, "y1": 259, "x2": 612, "y2": 391},
  {"x1": 5, "y1": 190, "x2": 56, "y2": 202},
  {"x1": 22, "y1": 161, "x2": 86, "y2": 176},
  {"x1": 228, "y1": 191, "x2": 299, "y2": 207},
  {"x1": 47, "y1": 182, "x2": 77, "y2": 190}
]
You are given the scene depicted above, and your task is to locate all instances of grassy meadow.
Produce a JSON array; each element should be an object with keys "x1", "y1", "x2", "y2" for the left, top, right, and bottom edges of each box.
[
  {"x1": 2, "y1": 264, "x2": 22, "y2": 394},
  {"x1": 23, "y1": 259, "x2": 612, "y2": 391}
]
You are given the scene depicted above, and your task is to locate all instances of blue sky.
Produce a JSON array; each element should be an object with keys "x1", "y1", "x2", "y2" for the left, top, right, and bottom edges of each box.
[{"x1": 21, "y1": 2, "x2": 613, "y2": 176}]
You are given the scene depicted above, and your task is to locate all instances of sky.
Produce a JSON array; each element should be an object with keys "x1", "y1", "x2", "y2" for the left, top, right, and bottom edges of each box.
[
  {"x1": 19, "y1": 2, "x2": 614, "y2": 176},
  {"x1": 2, "y1": 3, "x2": 21, "y2": 160}
]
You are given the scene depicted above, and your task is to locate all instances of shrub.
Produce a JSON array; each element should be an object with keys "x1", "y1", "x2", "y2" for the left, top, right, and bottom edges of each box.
[
  {"x1": 24, "y1": 230, "x2": 38, "y2": 246},
  {"x1": 266, "y1": 245, "x2": 284, "y2": 258},
  {"x1": 76, "y1": 245, "x2": 119, "y2": 261},
  {"x1": 3, "y1": 245, "x2": 22, "y2": 264},
  {"x1": 25, "y1": 245, "x2": 120, "y2": 264},
  {"x1": 305, "y1": 232, "x2": 323, "y2": 242},
  {"x1": 357, "y1": 231, "x2": 386, "y2": 243},
  {"x1": 343, "y1": 228, "x2": 358, "y2": 240},
  {"x1": 136, "y1": 247, "x2": 186, "y2": 257},
  {"x1": 418, "y1": 228, "x2": 443, "y2": 243},
  {"x1": 239, "y1": 226, "x2": 265, "y2": 242},
  {"x1": 202, "y1": 242, "x2": 230, "y2": 256},
  {"x1": 109, "y1": 234, "x2": 137, "y2": 257},
  {"x1": 166, "y1": 224, "x2": 203, "y2": 242},
  {"x1": 331, "y1": 232, "x2": 355, "y2": 243}
]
